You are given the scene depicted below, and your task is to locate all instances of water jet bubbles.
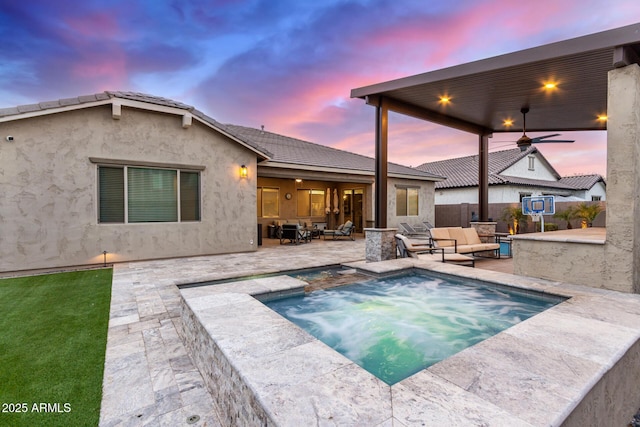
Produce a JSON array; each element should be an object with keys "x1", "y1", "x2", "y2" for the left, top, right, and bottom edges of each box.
[{"x1": 266, "y1": 272, "x2": 560, "y2": 385}]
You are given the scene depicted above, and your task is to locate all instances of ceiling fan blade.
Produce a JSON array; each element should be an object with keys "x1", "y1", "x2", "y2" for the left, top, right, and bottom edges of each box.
[
  {"x1": 531, "y1": 133, "x2": 561, "y2": 141},
  {"x1": 532, "y1": 140, "x2": 575, "y2": 143}
]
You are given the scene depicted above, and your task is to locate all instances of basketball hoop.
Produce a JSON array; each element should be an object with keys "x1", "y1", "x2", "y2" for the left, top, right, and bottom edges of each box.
[{"x1": 522, "y1": 196, "x2": 555, "y2": 233}]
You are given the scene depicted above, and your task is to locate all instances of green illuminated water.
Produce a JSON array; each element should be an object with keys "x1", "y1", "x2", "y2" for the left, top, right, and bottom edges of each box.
[{"x1": 266, "y1": 273, "x2": 561, "y2": 385}]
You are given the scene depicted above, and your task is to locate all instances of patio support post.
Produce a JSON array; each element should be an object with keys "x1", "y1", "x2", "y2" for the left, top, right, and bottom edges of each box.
[
  {"x1": 604, "y1": 64, "x2": 640, "y2": 293},
  {"x1": 374, "y1": 97, "x2": 389, "y2": 228},
  {"x1": 478, "y1": 133, "x2": 490, "y2": 222}
]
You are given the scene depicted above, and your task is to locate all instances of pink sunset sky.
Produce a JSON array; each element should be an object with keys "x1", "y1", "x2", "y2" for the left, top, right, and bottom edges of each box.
[{"x1": 3, "y1": 0, "x2": 639, "y2": 177}]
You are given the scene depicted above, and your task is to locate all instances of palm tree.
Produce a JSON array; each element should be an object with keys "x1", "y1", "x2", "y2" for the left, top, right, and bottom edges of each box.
[
  {"x1": 501, "y1": 206, "x2": 527, "y2": 234},
  {"x1": 554, "y1": 207, "x2": 577, "y2": 229},
  {"x1": 575, "y1": 202, "x2": 603, "y2": 227}
]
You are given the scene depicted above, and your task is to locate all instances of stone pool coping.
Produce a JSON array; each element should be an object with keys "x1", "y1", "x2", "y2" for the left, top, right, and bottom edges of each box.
[{"x1": 179, "y1": 258, "x2": 640, "y2": 426}]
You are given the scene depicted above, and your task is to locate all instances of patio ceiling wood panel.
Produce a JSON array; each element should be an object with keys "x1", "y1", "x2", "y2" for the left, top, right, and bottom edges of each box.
[{"x1": 352, "y1": 23, "x2": 640, "y2": 135}]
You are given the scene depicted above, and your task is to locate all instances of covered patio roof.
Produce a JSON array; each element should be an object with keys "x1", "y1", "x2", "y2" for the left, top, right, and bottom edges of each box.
[{"x1": 351, "y1": 23, "x2": 640, "y2": 225}]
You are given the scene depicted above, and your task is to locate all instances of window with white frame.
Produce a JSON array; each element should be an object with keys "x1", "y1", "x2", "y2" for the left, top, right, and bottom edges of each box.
[
  {"x1": 591, "y1": 196, "x2": 602, "y2": 201},
  {"x1": 396, "y1": 187, "x2": 419, "y2": 216},
  {"x1": 519, "y1": 192, "x2": 532, "y2": 202},
  {"x1": 98, "y1": 166, "x2": 200, "y2": 223}
]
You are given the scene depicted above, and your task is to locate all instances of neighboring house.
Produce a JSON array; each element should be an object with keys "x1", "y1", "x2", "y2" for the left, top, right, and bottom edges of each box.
[
  {"x1": 0, "y1": 92, "x2": 442, "y2": 273},
  {"x1": 224, "y1": 125, "x2": 443, "y2": 235},
  {"x1": 417, "y1": 146, "x2": 606, "y2": 204},
  {"x1": 558, "y1": 174, "x2": 607, "y2": 201}
]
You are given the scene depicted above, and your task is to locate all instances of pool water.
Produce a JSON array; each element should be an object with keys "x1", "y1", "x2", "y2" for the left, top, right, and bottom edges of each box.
[{"x1": 265, "y1": 272, "x2": 563, "y2": 385}]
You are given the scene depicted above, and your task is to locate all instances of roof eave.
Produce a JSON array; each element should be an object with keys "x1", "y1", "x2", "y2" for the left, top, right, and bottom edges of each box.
[
  {"x1": 260, "y1": 161, "x2": 443, "y2": 181},
  {"x1": 0, "y1": 94, "x2": 271, "y2": 161}
]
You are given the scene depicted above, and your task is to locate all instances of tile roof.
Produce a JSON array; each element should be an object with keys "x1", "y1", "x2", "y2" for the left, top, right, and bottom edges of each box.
[
  {"x1": 417, "y1": 146, "x2": 582, "y2": 190},
  {"x1": 558, "y1": 174, "x2": 606, "y2": 189},
  {"x1": 0, "y1": 92, "x2": 111, "y2": 117},
  {"x1": 224, "y1": 124, "x2": 443, "y2": 180}
]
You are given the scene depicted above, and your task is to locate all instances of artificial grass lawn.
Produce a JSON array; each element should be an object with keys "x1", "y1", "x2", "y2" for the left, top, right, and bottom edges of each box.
[{"x1": 0, "y1": 269, "x2": 112, "y2": 427}]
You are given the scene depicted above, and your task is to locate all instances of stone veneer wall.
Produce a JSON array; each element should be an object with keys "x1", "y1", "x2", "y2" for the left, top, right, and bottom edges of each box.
[
  {"x1": 364, "y1": 228, "x2": 397, "y2": 262},
  {"x1": 179, "y1": 297, "x2": 272, "y2": 426},
  {"x1": 469, "y1": 222, "x2": 497, "y2": 243}
]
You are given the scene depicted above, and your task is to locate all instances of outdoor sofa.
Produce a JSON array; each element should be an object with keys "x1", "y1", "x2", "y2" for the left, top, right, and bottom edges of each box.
[
  {"x1": 395, "y1": 234, "x2": 475, "y2": 267},
  {"x1": 429, "y1": 226, "x2": 500, "y2": 257}
]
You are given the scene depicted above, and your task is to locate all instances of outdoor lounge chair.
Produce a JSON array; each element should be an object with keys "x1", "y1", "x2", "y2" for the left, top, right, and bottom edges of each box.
[
  {"x1": 280, "y1": 224, "x2": 310, "y2": 245},
  {"x1": 399, "y1": 222, "x2": 432, "y2": 242},
  {"x1": 323, "y1": 221, "x2": 355, "y2": 240}
]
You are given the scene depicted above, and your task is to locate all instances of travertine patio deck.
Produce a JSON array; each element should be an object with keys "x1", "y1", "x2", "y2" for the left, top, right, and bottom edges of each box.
[
  {"x1": 99, "y1": 237, "x2": 369, "y2": 426},
  {"x1": 99, "y1": 235, "x2": 640, "y2": 426}
]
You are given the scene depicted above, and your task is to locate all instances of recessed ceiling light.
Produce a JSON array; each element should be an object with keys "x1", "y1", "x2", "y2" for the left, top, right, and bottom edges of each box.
[
  {"x1": 439, "y1": 96, "x2": 451, "y2": 104},
  {"x1": 597, "y1": 114, "x2": 608, "y2": 122},
  {"x1": 503, "y1": 119, "x2": 514, "y2": 127},
  {"x1": 543, "y1": 82, "x2": 558, "y2": 90}
]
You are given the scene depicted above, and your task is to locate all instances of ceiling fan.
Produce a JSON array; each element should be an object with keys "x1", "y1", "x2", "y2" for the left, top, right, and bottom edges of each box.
[{"x1": 515, "y1": 107, "x2": 575, "y2": 151}]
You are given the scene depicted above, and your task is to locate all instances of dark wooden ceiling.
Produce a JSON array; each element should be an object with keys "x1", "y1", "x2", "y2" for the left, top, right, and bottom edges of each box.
[{"x1": 351, "y1": 23, "x2": 640, "y2": 135}]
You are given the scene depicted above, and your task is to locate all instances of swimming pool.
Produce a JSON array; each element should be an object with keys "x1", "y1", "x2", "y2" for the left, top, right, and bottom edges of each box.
[{"x1": 266, "y1": 272, "x2": 563, "y2": 384}]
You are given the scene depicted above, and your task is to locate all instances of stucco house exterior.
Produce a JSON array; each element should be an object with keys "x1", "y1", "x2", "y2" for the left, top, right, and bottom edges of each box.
[
  {"x1": 417, "y1": 146, "x2": 606, "y2": 204},
  {"x1": 0, "y1": 92, "x2": 271, "y2": 273},
  {"x1": 0, "y1": 91, "x2": 442, "y2": 273}
]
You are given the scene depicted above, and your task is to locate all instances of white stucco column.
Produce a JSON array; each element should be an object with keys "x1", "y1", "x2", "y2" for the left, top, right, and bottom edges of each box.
[{"x1": 604, "y1": 64, "x2": 640, "y2": 293}]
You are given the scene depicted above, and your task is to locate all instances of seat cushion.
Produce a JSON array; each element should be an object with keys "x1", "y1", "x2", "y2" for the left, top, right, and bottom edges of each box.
[
  {"x1": 448, "y1": 228, "x2": 468, "y2": 246},
  {"x1": 462, "y1": 228, "x2": 482, "y2": 245},
  {"x1": 430, "y1": 228, "x2": 453, "y2": 247}
]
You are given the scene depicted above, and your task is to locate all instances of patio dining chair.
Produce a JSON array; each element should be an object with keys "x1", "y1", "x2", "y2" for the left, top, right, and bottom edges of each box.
[{"x1": 279, "y1": 224, "x2": 310, "y2": 245}]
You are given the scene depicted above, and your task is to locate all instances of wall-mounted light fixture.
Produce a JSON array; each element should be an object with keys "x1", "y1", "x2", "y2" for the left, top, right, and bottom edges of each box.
[
  {"x1": 240, "y1": 165, "x2": 248, "y2": 179},
  {"x1": 103, "y1": 250, "x2": 108, "y2": 267}
]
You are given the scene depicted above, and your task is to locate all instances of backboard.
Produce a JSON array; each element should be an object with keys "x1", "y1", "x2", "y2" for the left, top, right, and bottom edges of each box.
[{"x1": 522, "y1": 196, "x2": 555, "y2": 215}]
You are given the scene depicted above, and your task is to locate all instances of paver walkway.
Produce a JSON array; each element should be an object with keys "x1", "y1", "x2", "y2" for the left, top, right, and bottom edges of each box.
[{"x1": 99, "y1": 238, "x2": 368, "y2": 426}]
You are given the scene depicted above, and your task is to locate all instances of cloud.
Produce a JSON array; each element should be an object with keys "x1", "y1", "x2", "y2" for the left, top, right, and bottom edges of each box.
[{"x1": 1, "y1": 0, "x2": 637, "y2": 178}]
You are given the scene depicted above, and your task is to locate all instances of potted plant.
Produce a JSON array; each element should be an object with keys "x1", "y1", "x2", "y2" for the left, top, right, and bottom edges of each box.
[
  {"x1": 575, "y1": 202, "x2": 603, "y2": 228},
  {"x1": 553, "y1": 206, "x2": 577, "y2": 229},
  {"x1": 500, "y1": 206, "x2": 527, "y2": 234}
]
